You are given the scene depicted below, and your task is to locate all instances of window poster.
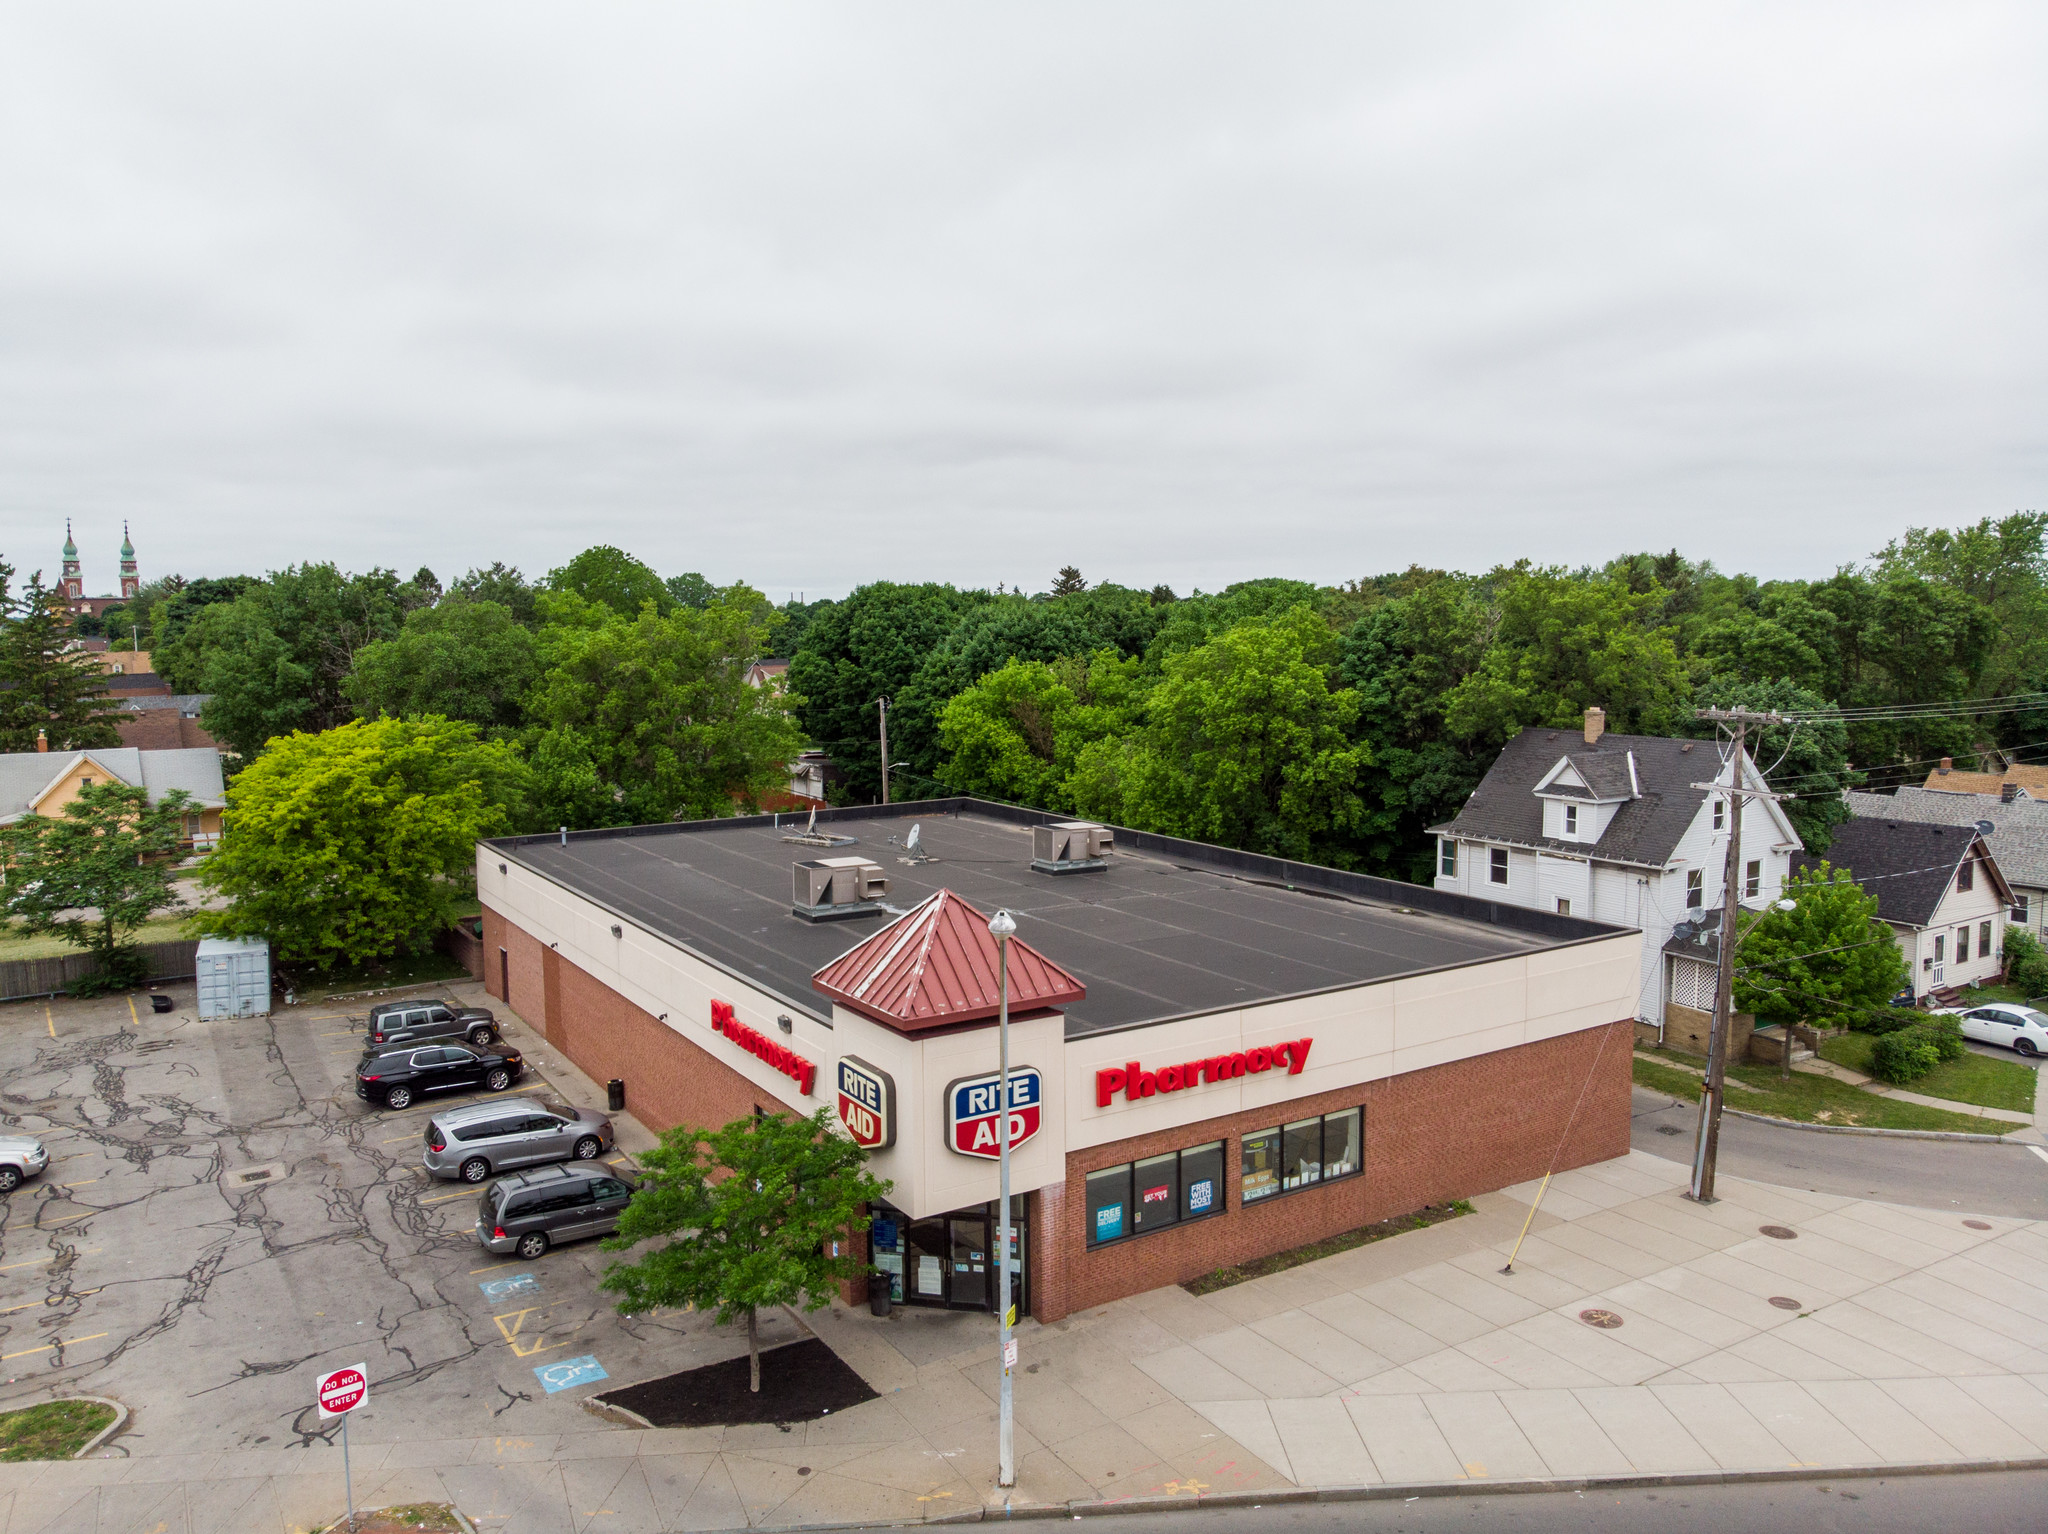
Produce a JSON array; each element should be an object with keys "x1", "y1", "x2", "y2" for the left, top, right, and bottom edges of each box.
[
  {"x1": 1094, "y1": 1203, "x2": 1124, "y2": 1240},
  {"x1": 916, "y1": 1254, "x2": 943, "y2": 1296},
  {"x1": 875, "y1": 1250, "x2": 904, "y2": 1301},
  {"x1": 1188, "y1": 1178, "x2": 1214, "y2": 1212}
]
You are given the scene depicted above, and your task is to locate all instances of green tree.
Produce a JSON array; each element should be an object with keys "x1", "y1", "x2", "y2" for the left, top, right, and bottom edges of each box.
[
  {"x1": 525, "y1": 587, "x2": 804, "y2": 822},
  {"x1": 935, "y1": 650, "x2": 1148, "y2": 811},
  {"x1": 786, "y1": 582, "x2": 988, "y2": 803},
  {"x1": 1443, "y1": 567, "x2": 1689, "y2": 746},
  {"x1": 1731, "y1": 863, "x2": 1908, "y2": 1029},
  {"x1": 1049, "y1": 565, "x2": 1087, "y2": 596},
  {"x1": 0, "y1": 780, "x2": 196, "y2": 989},
  {"x1": 1107, "y1": 607, "x2": 1370, "y2": 863},
  {"x1": 144, "y1": 576, "x2": 258, "y2": 683},
  {"x1": 345, "y1": 600, "x2": 539, "y2": 731},
  {"x1": 600, "y1": 1108, "x2": 889, "y2": 1393},
  {"x1": 1684, "y1": 676, "x2": 1856, "y2": 852},
  {"x1": 159, "y1": 564, "x2": 435, "y2": 758},
  {"x1": 0, "y1": 565, "x2": 126, "y2": 752},
  {"x1": 664, "y1": 572, "x2": 717, "y2": 610},
  {"x1": 1145, "y1": 578, "x2": 1323, "y2": 663},
  {"x1": 1338, "y1": 571, "x2": 1492, "y2": 879},
  {"x1": 448, "y1": 563, "x2": 541, "y2": 628},
  {"x1": 196, "y1": 717, "x2": 528, "y2": 967},
  {"x1": 546, "y1": 545, "x2": 669, "y2": 618}
]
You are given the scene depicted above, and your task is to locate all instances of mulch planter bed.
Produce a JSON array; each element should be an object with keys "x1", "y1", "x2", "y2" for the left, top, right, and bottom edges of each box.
[
  {"x1": 595, "y1": 1337, "x2": 878, "y2": 1428},
  {"x1": 1182, "y1": 1201, "x2": 1473, "y2": 1295}
]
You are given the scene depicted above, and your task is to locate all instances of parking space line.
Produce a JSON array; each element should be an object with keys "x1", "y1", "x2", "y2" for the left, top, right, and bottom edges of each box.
[
  {"x1": 382, "y1": 1135, "x2": 420, "y2": 1144},
  {"x1": 61, "y1": 1179, "x2": 99, "y2": 1188},
  {"x1": 2029, "y1": 1145, "x2": 2048, "y2": 1167},
  {"x1": 0, "y1": 1290, "x2": 97, "y2": 1315},
  {"x1": 0, "y1": 1250, "x2": 95, "y2": 1272},
  {"x1": 45, "y1": 1005, "x2": 54, "y2": 1039},
  {"x1": 470, "y1": 1264, "x2": 517, "y2": 1274},
  {"x1": 42, "y1": 1211, "x2": 92, "y2": 1226},
  {"x1": 128, "y1": 996, "x2": 138, "y2": 1026},
  {"x1": 2, "y1": 1332, "x2": 107, "y2": 1361},
  {"x1": 420, "y1": 1190, "x2": 473, "y2": 1204}
]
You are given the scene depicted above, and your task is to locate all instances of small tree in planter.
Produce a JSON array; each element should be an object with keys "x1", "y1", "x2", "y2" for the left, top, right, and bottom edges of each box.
[
  {"x1": 0, "y1": 780, "x2": 195, "y2": 992},
  {"x1": 600, "y1": 1107, "x2": 889, "y2": 1392}
]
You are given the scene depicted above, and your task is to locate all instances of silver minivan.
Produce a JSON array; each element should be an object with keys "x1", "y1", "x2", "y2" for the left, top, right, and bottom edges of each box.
[
  {"x1": 477, "y1": 1163, "x2": 634, "y2": 1259},
  {"x1": 422, "y1": 1097, "x2": 614, "y2": 1183}
]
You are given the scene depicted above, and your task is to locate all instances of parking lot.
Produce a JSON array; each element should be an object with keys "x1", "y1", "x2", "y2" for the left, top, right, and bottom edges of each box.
[{"x1": 0, "y1": 981, "x2": 802, "y2": 1459}]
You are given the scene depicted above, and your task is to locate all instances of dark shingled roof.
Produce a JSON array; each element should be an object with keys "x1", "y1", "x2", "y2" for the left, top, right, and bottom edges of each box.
[
  {"x1": 1793, "y1": 817, "x2": 2009, "y2": 928},
  {"x1": 1844, "y1": 788, "x2": 2048, "y2": 891},
  {"x1": 1431, "y1": 728, "x2": 1725, "y2": 869},
  {"x1": 1563, "y1": 753, "x2": 1638, "y2": 800}
]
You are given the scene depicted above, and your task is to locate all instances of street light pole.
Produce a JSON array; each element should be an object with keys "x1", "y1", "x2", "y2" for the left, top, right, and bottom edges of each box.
[
  {"x1": 988, "y1": 907, "x2": 1017, "y2": 1489},
  {"x1": 876, "y1": 696, "x2": 892, "y2": 806}
]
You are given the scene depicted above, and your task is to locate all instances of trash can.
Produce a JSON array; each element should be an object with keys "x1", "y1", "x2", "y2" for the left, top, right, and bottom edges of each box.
[
  {"x1": 869, "y1": 1273, "x2": 892, "y2": 1317},
  {"x1": 149, "y1": 995, "x2": 174, "y2": 1014},
  {"x1": 607, "y1": 1079, "x2": 625, "y2": 1112}
]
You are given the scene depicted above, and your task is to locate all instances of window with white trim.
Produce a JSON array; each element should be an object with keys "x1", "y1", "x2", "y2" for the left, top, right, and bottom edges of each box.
[
  {"x1": 1563, "y1": 804, "x2": 1578, "y2": 836},
  {"x1": 1439, "y1": 840, "x2": 1457, "y2": 878},
  {"x1": 1489, "y1": 847, "x2": 1509, "y2": 886},
  {"x1": 1712, "y1": 798, "x2": 1725, "y2": 832},
  {"x1": 1745, "y1": 860, "x2": 1760, "y2": 899},
  {"x1": 1686, "y1": 870, "x2": 1703, "y2": 909}
]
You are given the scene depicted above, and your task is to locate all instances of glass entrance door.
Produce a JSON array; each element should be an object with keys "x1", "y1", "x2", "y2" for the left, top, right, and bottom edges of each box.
[
  {"x1": 904, "y1": 1218, "x2": 950, "y2": 1304},
  {"x1": 948, "y1": 1215, "x2": 990, "y2": 1309}
]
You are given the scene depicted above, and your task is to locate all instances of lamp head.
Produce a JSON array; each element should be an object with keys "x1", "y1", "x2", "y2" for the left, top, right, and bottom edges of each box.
[
  {"x1": 1774, "y1": 899, "x2": 1797, "y2": 912},
  {"x1": 989, "y1": 908, "x2": 1017, "y2": 940}
]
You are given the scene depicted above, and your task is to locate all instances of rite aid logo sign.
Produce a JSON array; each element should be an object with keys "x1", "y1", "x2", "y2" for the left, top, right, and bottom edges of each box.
[
  {"x1": 947, "y1": 1067, "x2": 1043, "y2": 1159},
  {"x1": 835, "y1": 1056, "x2": 896, "y2": 1150}
]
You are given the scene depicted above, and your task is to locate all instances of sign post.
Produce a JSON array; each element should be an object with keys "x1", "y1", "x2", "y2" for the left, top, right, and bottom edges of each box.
[
  {"x1": 988, "y1": 907, "x2": 1018, "y2": 1490},
  {"x1": 315, "y1": 1363, "x2": 369, "y2": 1533}
]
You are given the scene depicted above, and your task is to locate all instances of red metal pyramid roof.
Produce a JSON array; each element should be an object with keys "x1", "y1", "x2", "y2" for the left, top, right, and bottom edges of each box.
[{"x1": 811, "y1": 889, "x2": 1086, "y2": 1032}]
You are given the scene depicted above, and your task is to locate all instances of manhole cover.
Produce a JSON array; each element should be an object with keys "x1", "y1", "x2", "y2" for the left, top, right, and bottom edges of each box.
[
  {"x1": 1655, "y1": 1125, "x2": 1683, "y2": 1136},
  {"x1": 1964, "y1": 1220, "x2": 1992, "y2": 1231},
  {"x1": 1768, "y1": 1296, "x2": 1802, "y2": 1310},
  {"x1": 1578, "y1": 1309, "x2": 1624, "y2": 1329},
  {"x1": 1759, "y1": 1225, "x2": 1798, "y2": 1240}
]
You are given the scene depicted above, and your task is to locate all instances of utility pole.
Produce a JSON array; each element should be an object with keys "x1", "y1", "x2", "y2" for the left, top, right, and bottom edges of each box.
[
  {"x1": 988, "y1": 908, "x2": 1018, "y2": 1488},
  {"x1": 875, "y1": 696, "x2": 891, "y2": 806},
  {"x1": 1688, "y1": 708, "x2": 1789, "y2": 1203}
]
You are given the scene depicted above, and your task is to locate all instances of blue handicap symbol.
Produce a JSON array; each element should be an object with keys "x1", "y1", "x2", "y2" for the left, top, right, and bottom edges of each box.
[
  {"x1": 479, "y1": 1272, "x2": 541, "y2": 1301},
  {"x1": 535, "y1": 1355, "x2": 608, "y2": 1394}
]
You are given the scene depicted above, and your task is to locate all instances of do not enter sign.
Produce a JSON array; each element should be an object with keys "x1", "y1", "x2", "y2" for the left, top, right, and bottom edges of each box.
[{"x1": 316, "y1": 1363, "x2": 369, "y2": 1418}]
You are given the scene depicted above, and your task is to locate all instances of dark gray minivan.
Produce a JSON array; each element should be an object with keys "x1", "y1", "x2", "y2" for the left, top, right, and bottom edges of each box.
[{"x1": 476, "y1": 1163, "x2": 633, "y2": 1260}]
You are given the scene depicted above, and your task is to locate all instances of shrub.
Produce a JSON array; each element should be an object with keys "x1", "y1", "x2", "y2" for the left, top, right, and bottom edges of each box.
[
  {"x1": 1856, "y1": 1007, "x2": 1919, "y2": 1036},
  {"x1": 2005, "y1": 927, "x2": 2048, "y2": 999},
  {"x1": 1920, "y1": 1015, "x2": 1967, "y2": 1063},
  {"x1": 1868, "y1": 1026, "x2": 1944, "y2": 1084}
]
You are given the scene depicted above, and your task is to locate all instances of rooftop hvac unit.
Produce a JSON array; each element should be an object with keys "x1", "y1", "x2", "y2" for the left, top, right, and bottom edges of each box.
[
  {"x1": 792, "y1": 856, "x2": 892, "y2": 922},
  {"x1": 1032, "y1": 820, "x2": 1113, "y2": 875}
]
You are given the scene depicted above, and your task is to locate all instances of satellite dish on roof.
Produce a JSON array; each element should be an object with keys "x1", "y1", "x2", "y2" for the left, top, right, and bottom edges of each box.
[
  {"x1": 1976, "y1": 819, "x2": 1995, "y2": 835},
  {"x1": 906, "y1": 823, "x2": 922, "y2": 856}
]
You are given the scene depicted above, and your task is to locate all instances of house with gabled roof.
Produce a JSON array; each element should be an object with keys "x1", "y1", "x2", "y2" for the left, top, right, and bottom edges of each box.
[
  {"x1": 0, "y1": 744, "x2": 226, "y2": 850},
  {"x1": 1846, "y1": 786, "x2": 2048, "y2": 946},
  {"x1": 1794, "y1": 817, "x2": 2014, "y2": 1000},
  {"x1": 1429, "y1": 707, "x2": 1804, "y2": 1025}
]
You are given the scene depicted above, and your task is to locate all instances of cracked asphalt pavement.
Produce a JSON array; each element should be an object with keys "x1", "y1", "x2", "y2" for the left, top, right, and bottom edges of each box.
[{"x1": 0, "y1": 983, "x2": 792, "y2": 1458}]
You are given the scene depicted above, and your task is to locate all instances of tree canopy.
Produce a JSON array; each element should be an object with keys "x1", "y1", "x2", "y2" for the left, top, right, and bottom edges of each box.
[
  {"x1": 345, "y1": 598, "x2": 539, "y2": 731},
  {"x1": 0, "y1": 564, "x2": 125, "y2": 752},
  {"x1": 600, "y1": 1108, "x2": 889, "y2": 1392},
  {"x1": 196, "y1": 716, "x2": 527, "y2": 967},
  {"x1": 1731, "y1": 863, "x2": 1909, "y2": 1027},
  {"x1": 546, "y1": 545, "x2": 669, "y2": 618}
]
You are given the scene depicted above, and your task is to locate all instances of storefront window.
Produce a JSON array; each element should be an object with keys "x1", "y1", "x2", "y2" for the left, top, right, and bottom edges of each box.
[
  {"x1": 1240, "y1": 1127, "x2": 1282, "y2": 1204},
  {"x1": 1244, "y1": 1109, "x2": 1364, "y2": 1203},
  {"x1": 1086, "y1": 1166, "x2": 1131, "y2": 1246},
  {"x1": 1282, "y1": 1117, "x2": 1322, "y2": 1190},
  {"x1": 1089, "y1": 1141, "x2": 1227, "y2": 1246}
]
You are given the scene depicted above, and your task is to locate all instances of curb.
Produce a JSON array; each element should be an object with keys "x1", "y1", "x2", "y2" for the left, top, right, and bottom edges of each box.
[
  {"x1": 69, "y1": 1396, "x2": 128, "y2": 1458},
  {"x1": 1722, "y1": 1107, "x2": 2021, "y2": 1142},
  {"x1": 692, "y1": 1454, "x2": 2048, "y2": 1531}
]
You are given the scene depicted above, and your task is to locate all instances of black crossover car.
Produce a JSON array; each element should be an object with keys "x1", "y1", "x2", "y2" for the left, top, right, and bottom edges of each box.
[
  {"x1": 355, "y1": 1042, "x2": 524, "y2": 1111},
  {"x1": 366, "y1": 998, "x2": 499, "y2": 1050}
]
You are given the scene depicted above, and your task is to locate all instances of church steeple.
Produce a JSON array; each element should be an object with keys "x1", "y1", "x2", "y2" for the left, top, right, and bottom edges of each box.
[
  {"x1": 119, "y1": 521, "x2": 138, "y2": 600},
  {"x1": 60, "y1": 521, "x2": 82, "y2": 602}
]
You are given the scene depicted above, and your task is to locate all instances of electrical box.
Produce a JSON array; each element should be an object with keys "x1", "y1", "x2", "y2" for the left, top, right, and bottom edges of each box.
[{"x1": 195, "y1": 937, "x2": 271, "y2": 1019}]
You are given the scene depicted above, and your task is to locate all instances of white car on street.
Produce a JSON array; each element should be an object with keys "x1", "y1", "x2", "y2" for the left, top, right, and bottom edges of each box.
[
  {"x1": 0, "y1": 1135, "x2": 49, "y2": 1192},
  {"x1": 1939, "y1": 1003, "x2": 2048, "y2": 1058}
]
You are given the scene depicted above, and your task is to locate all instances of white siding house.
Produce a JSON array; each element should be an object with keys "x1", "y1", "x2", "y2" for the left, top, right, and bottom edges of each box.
[{"x1": 1431, "y1": 708, "x2": 1804, "y2": 1024}]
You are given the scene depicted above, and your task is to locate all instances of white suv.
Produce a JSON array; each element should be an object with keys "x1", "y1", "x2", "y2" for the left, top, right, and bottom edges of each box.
[
  {"x1": 1942, "y1": 1003, "x2": 2048, "y2": 1058},
  {"x1": 0, "y1": 1135, "x2": 49, "y2": 1192}
]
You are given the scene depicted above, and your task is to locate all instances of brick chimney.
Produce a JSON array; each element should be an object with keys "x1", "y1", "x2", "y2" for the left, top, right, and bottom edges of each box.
[
  {"x1": 1938, "y1": 757, "x2": 1952, "y2": 775},
  {"x1": 35, "y1": 728, "x2": 47, "y2": 753},
  {"x1": 1584, "y1": 706, "x2": 1606, "y2": 745},
  {"x1": 2003, "y1": 781, "x2": 2022, "y2": 803}
]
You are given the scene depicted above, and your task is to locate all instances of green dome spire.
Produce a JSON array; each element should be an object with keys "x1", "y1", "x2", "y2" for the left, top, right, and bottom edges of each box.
[
  {"x1": 121, "y1": 521, "x2": 134, "y2": 559},
  {"x1": 62, "y1": 520, "x2": 77, "y2": 559}
]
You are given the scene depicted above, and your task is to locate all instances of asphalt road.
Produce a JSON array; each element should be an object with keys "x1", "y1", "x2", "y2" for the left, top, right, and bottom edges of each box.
[
  {"x1": 1629, "y1": 1085, "x2": 2048, "y2": 1218},
  {"x1": 967, "y1": 1470, "x2": 2048, "y2": 1534}
]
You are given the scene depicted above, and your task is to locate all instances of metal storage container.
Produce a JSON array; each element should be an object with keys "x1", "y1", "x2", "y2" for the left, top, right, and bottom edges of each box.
[{"x1": 195, "y1": 937, "x2": 271, "y2": 1020}]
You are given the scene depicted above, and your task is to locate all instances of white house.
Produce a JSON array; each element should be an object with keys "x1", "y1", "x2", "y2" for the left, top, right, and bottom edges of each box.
[
  {"x1": 1794, "y1": 817, "x2": 2014, "y2": 1000},
  {"x1": 1429, "y1": 707, "x2": 1804, "y2": 1024}
]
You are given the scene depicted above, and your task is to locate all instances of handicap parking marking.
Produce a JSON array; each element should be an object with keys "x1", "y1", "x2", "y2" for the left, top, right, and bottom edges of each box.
[
  {"x1": 479, "y1": 1272, "x2": 541, "y2": 1302},
  {"x1": 494, "y1": 1304, "x2": 580, "y2": 1357},
  {"x1": 535, "y1": 1355, "x2": 607, "y2": 1394}
]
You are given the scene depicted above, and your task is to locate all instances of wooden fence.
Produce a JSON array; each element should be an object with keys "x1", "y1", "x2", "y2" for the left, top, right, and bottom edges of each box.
[{"x1": 0, "y1": 939, "x2": 202, "y2": 1003}]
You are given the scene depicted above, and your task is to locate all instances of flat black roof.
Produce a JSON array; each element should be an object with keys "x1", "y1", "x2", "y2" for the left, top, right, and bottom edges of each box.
[{"x1": 489, "y1": 800, "x2": 1624, "y2": 1038}]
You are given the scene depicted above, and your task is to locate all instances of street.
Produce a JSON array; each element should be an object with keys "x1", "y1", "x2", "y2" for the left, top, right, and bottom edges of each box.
[{"x1": 1629, "y1": 1086, "x2": 2048, "y2": 1220}]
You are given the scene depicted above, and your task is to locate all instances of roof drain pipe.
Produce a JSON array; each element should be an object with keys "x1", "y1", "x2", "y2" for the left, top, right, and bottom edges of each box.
[{"x1": 560, "y1": 825, "x2": 568, "y2": 847}]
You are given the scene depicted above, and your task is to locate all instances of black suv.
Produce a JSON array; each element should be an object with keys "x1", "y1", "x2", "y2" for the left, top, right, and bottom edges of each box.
[
  {"x1": 355, "y1": 1042, "x2": 524, "y2": 1111},
  {"x1": 366, "y1": 998, "x2": 498, "y2": 1050}
]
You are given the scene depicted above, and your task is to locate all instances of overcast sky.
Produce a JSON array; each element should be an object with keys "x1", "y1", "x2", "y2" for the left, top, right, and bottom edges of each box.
[{"x1": 3, "y1": 5, "x2": 2043, "y2": 601}]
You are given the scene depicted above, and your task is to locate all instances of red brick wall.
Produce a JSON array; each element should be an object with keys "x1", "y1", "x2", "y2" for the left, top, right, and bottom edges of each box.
[
  {"x1": 483, "y1": 908, "x2": 548, "y2": 1039},
  {"x1": 1034, "y1": 1019, "x2": 1633, "y2": 1322}
]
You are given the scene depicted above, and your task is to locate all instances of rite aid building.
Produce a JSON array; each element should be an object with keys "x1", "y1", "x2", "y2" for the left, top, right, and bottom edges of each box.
[{"x1": 479, "y1": 802, "x2": 1640, "y2": 1323}]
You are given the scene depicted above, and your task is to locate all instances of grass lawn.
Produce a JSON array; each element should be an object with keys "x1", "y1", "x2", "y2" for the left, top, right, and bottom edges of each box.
[
  {"x1": 0, "y1": 1399, "x2": 116, "y2": 1461},
  {"x1": 0, "y1": 914, "x2": 199, "y2": 962},
  {"x1": 1632, "y1": 1048, "x2": 2025, "y2": 1134},
  {"x1": 276, "y1": 950, "x2": 474, "y2": 1002},
  {"x1": 1818, "y1": 1031, "x2": 2038, "y2": 1114}
]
